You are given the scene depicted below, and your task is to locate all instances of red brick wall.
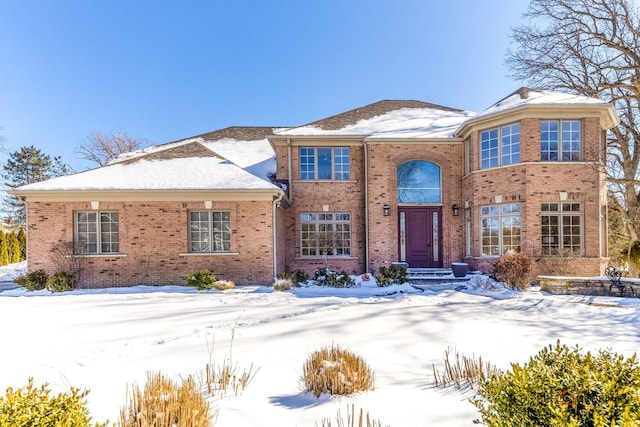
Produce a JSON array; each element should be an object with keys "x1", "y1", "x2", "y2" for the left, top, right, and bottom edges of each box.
[
  {"x1": 366, "y1": 143, "x2": 465, "y2": 271},
  {"x1": 461, "y1": 117, "x2": 606, "y2": 277},
  {"x1": 26, "y1": 200, "x2": 276, "y2": 287},
  {"x1": 282, "y1": 144, "x2": 366, "y2": 277}
]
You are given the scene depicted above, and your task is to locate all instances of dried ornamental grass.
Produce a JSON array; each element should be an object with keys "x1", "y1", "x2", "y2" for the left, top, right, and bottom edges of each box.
[
  {"x1": 302, "y1": 344, "x2": 374, "y2": 397},
  {"x1": 119, "y1": 371, "x2": 211, "y2": 427},
  {"x1": 272, "y1": 278, "x2": 293, "y2": 291},
  {"x1": 432, "y1": 347, "x2": 501, "y2": 390},
  {"x1": 316, "y1": 404, "x2": 389, "y2": 427}
]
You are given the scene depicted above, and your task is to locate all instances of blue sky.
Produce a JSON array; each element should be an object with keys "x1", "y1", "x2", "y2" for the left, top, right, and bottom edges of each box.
[{"x1": 0, "y1": 1, "x2": 531, "y2": 172}]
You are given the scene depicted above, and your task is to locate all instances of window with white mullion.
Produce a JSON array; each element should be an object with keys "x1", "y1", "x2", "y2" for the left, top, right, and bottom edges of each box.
[
  {"x1": 299, "y1": 147, "x2": 350, "y2": 180},
  {"x1": 541, "y1": 120, "x2": 581, "y2": 161},
  {"x1": 75, "y1": 211, "x2": 119, "y2": 254},
  {"x1": 541, "y1": 202, "x2": 583, "y2": 255},
  {"x1": 189, "y1": 210, "x2": 231, "y2": 253},
  {"x1": 480, "y1": 123, "x2": 520, "y2": 169},
  {"x1": 300, "y1": 213, "x2": 351, "y2": 256},
  {"x1": 480, "y1": 204, "x2": 521, "y2": 256}
]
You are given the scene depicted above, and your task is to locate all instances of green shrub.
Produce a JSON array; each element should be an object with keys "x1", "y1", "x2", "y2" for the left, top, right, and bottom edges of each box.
[
  {"x1": 46, "y1": 270, "x2": 78, "y2": 292},
  {"x1": 119, "y1": 371, "x2": 211, "y2": 427},
  {"x1": 185, "y1": 269, "x2": 218, "y2": 290},
  {"x1": 0, "y1": 378, "x2": 108, "y2": 427},
  {"x1": 302, "y1": 344, "x2": 374, "y2": 398},
  {"x1": 472, "y1": 341, "x2": 640, "y2": 426},
  {"x1": 14, "y1": 269, "x2": 48, "y2": 291},
  {"x1": 492, "y1": 252, "x2": 533, "y2": 291},
  {"x1": 374, "y1": 265, "x2": 408, "y2": 287},
  {"x1": 276, "y1": 269, "x2": 309, "y2": 286},
  {"x1": 313, "y1": 268, "x2": 356, "y2": 288}
]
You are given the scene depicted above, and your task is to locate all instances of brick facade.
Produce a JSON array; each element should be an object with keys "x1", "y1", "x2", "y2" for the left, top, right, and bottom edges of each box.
[
  {"x1": 17, "y1": 92, "x2": 618, "y2": 287},
  {"x1": 26, "y1": 200, "x2": 277, "y2": 287}
]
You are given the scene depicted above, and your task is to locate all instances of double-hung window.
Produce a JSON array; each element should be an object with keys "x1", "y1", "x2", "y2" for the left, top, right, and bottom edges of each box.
[
  {"x1": 480, "y1": 203, "x2": 521, "y2": 256},
  {"x1": 480, "y1": 123, "x2": 520, "y2": 169},
  {"x1": 541, "y1": 120, "x2": 581, "y2": 161},
  {"x1": 301, "y1": 213, "x2": 351, "y2": 256},
  {"x1": 75, "y1": 211, "x2": 119, "y2": 254},
  {"x1": 541, "y1": 203, "x2": 583, "y2": 255},
  {"x1": 189, "y1": 210, "x2": 231, "y2": 253},
  {"x1": 300, "y1": 147, "x2": 350, "y2": 180}
]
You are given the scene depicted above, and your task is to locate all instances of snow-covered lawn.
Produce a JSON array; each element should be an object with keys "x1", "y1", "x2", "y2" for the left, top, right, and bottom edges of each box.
[{"x1": 1, "y1": 263, "x2": 639, "y2": 426}]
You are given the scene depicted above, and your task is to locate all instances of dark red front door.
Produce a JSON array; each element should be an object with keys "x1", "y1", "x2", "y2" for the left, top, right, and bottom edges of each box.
[{"x1": 398, "y1": 207, "x2": 442, "y2": 268}]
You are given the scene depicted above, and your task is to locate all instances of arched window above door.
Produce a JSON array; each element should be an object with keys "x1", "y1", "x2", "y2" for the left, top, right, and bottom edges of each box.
[{"x1": 397, "y1": 160, "x2": 441, "y2": 204}]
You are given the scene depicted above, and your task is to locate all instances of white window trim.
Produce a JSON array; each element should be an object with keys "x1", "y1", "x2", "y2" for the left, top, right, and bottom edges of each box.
[
  {"x1": 479, "y1": 122, "x2": 521, "y2": 170},
  {"x1": 74, "y1": 211, "x2": 120, "y2": 255},
  {"x1": 188, "y1": 210, "x2": 232, "y2": 253},
  {"x1": 299, "y1": 147, "x2": 350, "y2": 181},
  {"x1": 479, "y1": 203, "x2": 521, "y2": 256},
  {"x1": 540, "y1": 119, "x2": 582, "y2": 162},
  {"x1": 541, "y1": 202, "x2": 584, "y2": 256},
  {"x1": 300, "y1": 212, "x2": 351, "y2": 257}
]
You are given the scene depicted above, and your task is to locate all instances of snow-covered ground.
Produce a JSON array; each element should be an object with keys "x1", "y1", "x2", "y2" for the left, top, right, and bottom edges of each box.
[{"x1": 1, "y1": 263, "x2": 639, "y2": 426}]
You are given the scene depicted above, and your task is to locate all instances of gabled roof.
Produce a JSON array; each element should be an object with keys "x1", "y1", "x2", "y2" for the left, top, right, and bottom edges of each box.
[
  {"x1": 13, "y1": 141, "x2": 280, "y2": 193},
  {"x1": 12, "y1": 90, "x2": 617, "y2": 199},
  {"x1": 276, "y1": 100, "x2": 475, "y2": 139}
]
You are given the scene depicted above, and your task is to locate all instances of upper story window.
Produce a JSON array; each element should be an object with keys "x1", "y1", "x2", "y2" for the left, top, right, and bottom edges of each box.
[
  {"x1": 75, "y1": 211, "x2": 119, "y2": 254},
  {"x1": 300, "y1": 213, "x2": 351, "y2": 256},
  {"x1": 189, "y1": 210, "x2": 231, "y2": 253},
  {"x1": 300, "y1": 147, "x2": 350, "y2": 180},
  {"x1": 480, "y1": 203, "x2": 521, "y2": 256},
  {"x1": 397, "y1": 160, "x2": 441, "y2": 204},
  {"x1": 480, "y1": 123, "x2": 520, "y2": 169},
  {"x1": 541, "y1": 120, "x2": 581, "y2": 161}
]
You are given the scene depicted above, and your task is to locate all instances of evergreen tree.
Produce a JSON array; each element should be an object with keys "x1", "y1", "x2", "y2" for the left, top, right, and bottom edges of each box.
[
  {"x1": 0, "y1": 232, "x2": 9, "y2": 266},
  {"x1": 2, "y1": 145, "x2": 71, "y2": 225},
  {"x1": 17, "y1": 226, "x2": 26, "y2": 261},
  {"x1": 8, "y1": 232, "x2": 20, "y2": 264}
]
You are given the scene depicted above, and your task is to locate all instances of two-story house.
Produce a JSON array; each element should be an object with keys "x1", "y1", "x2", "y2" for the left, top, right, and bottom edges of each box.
[{"x1": 12, "y1": 88, "x2": 618, "y2": 287}]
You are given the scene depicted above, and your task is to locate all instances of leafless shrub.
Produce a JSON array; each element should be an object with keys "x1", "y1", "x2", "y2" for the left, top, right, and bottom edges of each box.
[
  {"x1": 493, "y1": 252, "x2": 534, "y2": 290},
  {"x1": 49, "y1": 242, "x2": 86, "y2": 286}
]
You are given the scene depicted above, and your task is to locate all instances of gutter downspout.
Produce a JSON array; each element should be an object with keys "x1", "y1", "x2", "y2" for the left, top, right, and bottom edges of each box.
[
  {"x1": 287, "y1": 138, "x2": 293, "y2": 204},
  {"x1": 363, "y1": 138, "x2": 370, "y2": 273},
  {"x1": 272, "y1": 192, "x2": 284, "y2": 280}
]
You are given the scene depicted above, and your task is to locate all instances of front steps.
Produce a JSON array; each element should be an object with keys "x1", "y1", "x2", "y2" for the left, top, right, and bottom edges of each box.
[{"x1": 406, "y1": 267, "x2": 473, "y2": 286}]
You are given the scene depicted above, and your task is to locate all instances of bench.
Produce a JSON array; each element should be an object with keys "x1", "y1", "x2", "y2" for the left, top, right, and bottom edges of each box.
[{"x1": 606, "y1": 266, "x2": 636, "y2": 297}]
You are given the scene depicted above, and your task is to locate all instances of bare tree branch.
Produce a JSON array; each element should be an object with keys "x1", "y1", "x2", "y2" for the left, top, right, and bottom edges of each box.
[
  {"x1": 75, "y1": 131, "x2": 148, "y2": 167},
  {"x1": 507, "y1": 0, "x2": 640, "y2": 255}
]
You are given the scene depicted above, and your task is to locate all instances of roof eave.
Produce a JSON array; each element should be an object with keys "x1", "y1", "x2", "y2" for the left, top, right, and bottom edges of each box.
[
  {"x1": 454, "y1": 103, "x2": 619, "y2": 138},
  {"x1": 10, "y1": 188, "x2": 286, "y2": 203}
]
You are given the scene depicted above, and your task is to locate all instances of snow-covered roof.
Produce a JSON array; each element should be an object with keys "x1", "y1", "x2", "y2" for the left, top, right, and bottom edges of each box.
[
  {"x1": 15, "y1": 152, "x2": 279, "y2": 192},
  {"x1": 13, "y1": 90, "x2": 616, "y2": 196},
  {"x1": 277, "y1": 100, "x2": 475, "y2": 139},
  {"x1": 477, "y1": 87, "x2": 609, "y2": 118}
]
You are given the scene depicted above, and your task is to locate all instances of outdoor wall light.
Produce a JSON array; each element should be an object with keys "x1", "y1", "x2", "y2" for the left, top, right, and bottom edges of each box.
[
  {"x1": 383, "y1": 204, "x2": 390, "y2": 216},
  {"x1": 452, "y1": 204, "x2": 460, "y2": 216}
]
